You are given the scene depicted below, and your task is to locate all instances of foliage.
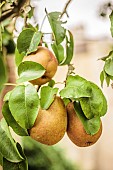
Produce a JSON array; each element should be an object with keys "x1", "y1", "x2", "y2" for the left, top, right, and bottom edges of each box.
[
  {"x1": 0, "y1": 52, "x2": 7, "y2": 93},
  {"x1": 99, "y1": 2, "x2": 113, "y2": 87},
  {"x1": 22, "y1": 137, "x2": 78, "y2": 170},
  {"x1": 0, "y1": 0, "x2": 112, "y2": 169}
]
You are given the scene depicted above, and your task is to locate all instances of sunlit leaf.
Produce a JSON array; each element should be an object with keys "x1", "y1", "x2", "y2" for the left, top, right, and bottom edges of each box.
[
  {"x1": 47, "y1": 11, "x2": 66, "y2": 44},
  {"x1": 60, "y1": 75, "x2": 92, "y2": 99},
  {"x1": 0, "y1": 119, "x2": 23, "y2": 162},
  {"x1": 9, "y1": 84, "x2": 40, "y2": 129},
  {"x1": 40, "y1": 86, "x2": 58, "y2": 110},
  {"x1": 51, "y1": 43, "x2": 64, "y2": 64},
  {"x1": 27, "y1": 31, "x2": 42, "y2": 54},
  {"x1": 104, "y1": 57, "x2": 113, "y2": 76},
  {"x1": 17, "y1": 61, "x2": 45, "y2": 83},
  {"x1": 17, "y1": 28, "x2": 42, "y2": 54},
  {"x1": 2, "y1": 102, "x2": 28, "y2": 136},
  {"x1": 15, "y1": 47, "x2": 25, "y2": 67},
  {"x1": 61, "y1": 30, "x2": 74, "y2": 65},
  {"x1": 74, "y1": 102, "x2": 101, "y2": 135},
  {"x1": 3, "y1": 91, "x2": 12, "y2": 102},
  {"x1": 105, "y1": 73, "x2": 110, "y2": 86},
  {"x1": 80, "y1": 81, "x2": 107, "y2": 119}
]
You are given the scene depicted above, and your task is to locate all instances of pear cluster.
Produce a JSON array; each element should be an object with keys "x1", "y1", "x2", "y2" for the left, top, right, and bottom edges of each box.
[
  {"x1": 29, "y1": 97, "x2": 102, "y2": 147},
  {"x1": 24, "y1": 46, "x2": 102, "y2": 147}
]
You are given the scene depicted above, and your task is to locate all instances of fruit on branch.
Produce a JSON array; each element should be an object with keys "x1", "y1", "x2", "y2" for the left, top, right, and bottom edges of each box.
[
  {"x1": 29, "y1": 96, "x2": 67, "y2": 145},
  {"x1": 23, "y1": 46, "x2": 58, "y2": 85},
  {"x1": 66, "y1": 102, "x2": 102, "y2": 147}
]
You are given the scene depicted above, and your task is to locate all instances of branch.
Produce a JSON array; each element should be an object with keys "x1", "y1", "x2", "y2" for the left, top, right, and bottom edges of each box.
[
  {"x1": 60, "y1": 0, "x2": 73, "y2": 18},
  {"x1": 0, "y1": 0, "x2": 28, "y2": 22}
]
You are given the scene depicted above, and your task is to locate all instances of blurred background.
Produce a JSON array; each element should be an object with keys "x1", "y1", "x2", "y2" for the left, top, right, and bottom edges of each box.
[{"x1": 1, "y1": 0, "x2": 113, "y2": 170}]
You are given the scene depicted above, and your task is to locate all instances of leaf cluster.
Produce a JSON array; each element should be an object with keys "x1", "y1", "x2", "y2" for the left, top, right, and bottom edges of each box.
[
  {"x1": 99, "y1": 11, "x2": 113, "y2": 87},
  {"x1": 60, "y1": 75, "x2": 107, "y2": 135},
  {"x1": 0, "y1": 9, "x2": 108, "y2": 170},
  {"x1": 100, "y1": 51, "x2": 113, "y2": 87}
]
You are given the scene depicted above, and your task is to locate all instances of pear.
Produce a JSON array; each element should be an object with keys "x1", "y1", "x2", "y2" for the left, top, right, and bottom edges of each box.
[
  {"x1": 23, "y1": 46, "x2": 58, "y2": 85},
  {"x1": 66, "y1": 102, "x2": 102, "y2": 147},
  {"x1": 29, "y1": 96, "x2": 67, "y2": 145}
]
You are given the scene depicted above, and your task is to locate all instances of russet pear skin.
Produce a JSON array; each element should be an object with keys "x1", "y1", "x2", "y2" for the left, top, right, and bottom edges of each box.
[
  {"x1": 23, "y1": 46, "x2": 58, "y2": 85},
  {"x1": 66, "y1": 102, "x2": 102, "y2": 147},
  {"x1": 29, "y1": 97, "x2": 67, "y2": 145}
]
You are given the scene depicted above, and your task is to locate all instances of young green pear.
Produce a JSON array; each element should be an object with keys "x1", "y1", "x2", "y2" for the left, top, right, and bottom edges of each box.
[
  {"x1": 66, "y1": 102, "x2": 102, "y2": 147},
  {"x1": 29, "y1": 96, "x2": 67, "y2": 145}
]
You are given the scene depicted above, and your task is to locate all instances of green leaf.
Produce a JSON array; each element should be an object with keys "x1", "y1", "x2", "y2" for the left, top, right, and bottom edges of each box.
[
  {"x1": 102, "y1": 70, "x2": 111, "y2": 87},
  {"x1": 40, "y1": 86, "x2": 58, "y2": 110},
  {"x1": 104, "y1": 57, "x2": 113, "y2": 76},
  {"x1": 80, "y1": 81, "x2": 107, "y2": 119},
  {"x1": 99, "y1": 51, "x2": 113, "y2": 61},
  {"x1": 2, "y1": 102, "x2": 28, "y2": 136},
  {"x1": 61, "y1": 30, "x2": 74, "y2": 65},
  {"x1": 51, "y1": 43, "x2": 64, "y2": 64},
  {"x1": 3, "y1": 143, "x2": 28, "y2": 170},
  {"x1": 60, "y1": 75, "x2": 92, "y2": 99},
  {"x1": 47, "y1": 11, "x2": 66, "y2": 44},
  {"x1": 28, "y1": 7, "x2": 34, "y2": 19},
  {"x1": 100, "y1": 69, "x2": 113, "y2": 86},
  {"x1": 62, "y1": 98, "x2": 70, "y2": 106},
  {"x1": 109, "y1": 11, "x2": 113, "y2": 37},
  {"x1": 15, "y1": 47, "x2": 25, "y2": 67},
  {"x1": 9, "y1": 84, "x2": 40, "y2": 129},
  {"x1": 74, "y1": 102, "x2": 101, "y2": 135},
  {"x1": 0, "y1": 118, "x2": 23, "y2": 162},
  {"x1": 105, "y1": 73, "x2": 110, "y2": 86},
  {"x1": 48, "y1": 79, "x2": 55, "y2": 87},
  {"x1": 3, "y1": 91, "x2": 12, "y2": 102},
  {"x1": 100, "y1": 70, "x2": 104, "y2": 87},
  {"x1": 26, "y1": 23, "x2": 38, "y2": 32},
  {"x1": 0, "y1": 52, "x2": 7, "y2": 93},
  {"x1": 2, "y1": 29, "x2": 11, "y2": 46},
  {"x1": 44, "y1": 42, "x2": 48, "y2": 48},
  {"x1": 0, "y1": 152, "x2": 3, "y2": 166},
  {"x1": 17, "y1": 61, "x2": 45, "y2": 83},
  {"x1": 17, "y1": 28, "x2": 42, "y2": 54},
  {"x1": 27, "y1": 31, "x2": 42, "y2": 55}
]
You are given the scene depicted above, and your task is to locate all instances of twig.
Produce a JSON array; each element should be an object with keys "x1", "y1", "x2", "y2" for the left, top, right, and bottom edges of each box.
[
  {"x1": 4, "y1": 83, "x2": 17, "y2": 86},
  {"x1": 0, "y1": 9, "x2": 17, "y2": 22},
  {"x1": 60, "y1": 0, "x2": 72, "y2": 18},
  {"x1": 23, "y1": 0, "x2": 30, "y2": 27},
  {"x1": 0, "y1": 0, "x2": 28, "y2": 22},
  {"x1": 39, "y1": 14, "x2": 47, "y2": 32},
  {"x1": 66, "y1": 64, "x2": 75, "y2": 79}
]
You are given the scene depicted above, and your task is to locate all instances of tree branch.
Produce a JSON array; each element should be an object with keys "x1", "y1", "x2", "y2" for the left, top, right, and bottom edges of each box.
[
  {"x1": 0, "y1": 0, "x2": 28, "y2": 22},
  {"x1": 60, "y1": 0, "x2": 73, "y2": 18}
]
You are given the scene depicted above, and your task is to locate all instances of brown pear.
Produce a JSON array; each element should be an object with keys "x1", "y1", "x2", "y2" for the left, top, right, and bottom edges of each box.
[
  {"x1": 23, "y1": 46, "x2": 58, "y2": 85},
  {"x1": 66, "y1": 102, "x2": 102, "y2": 147},
  {"x1": 29, "y1": 96, "x2": 67, "y2": 145}
]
